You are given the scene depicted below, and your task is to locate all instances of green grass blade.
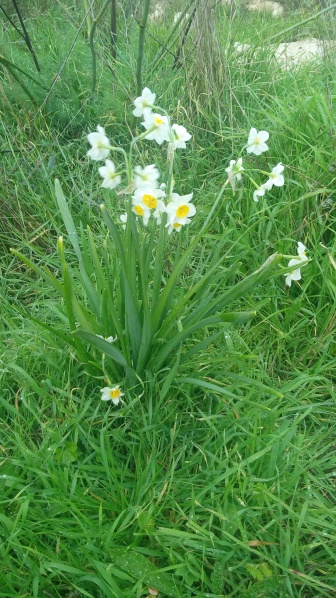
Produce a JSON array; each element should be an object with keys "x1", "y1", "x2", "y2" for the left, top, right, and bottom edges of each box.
[{"x1": 10, "y1": 248, "x2": 64, "y2": 293}]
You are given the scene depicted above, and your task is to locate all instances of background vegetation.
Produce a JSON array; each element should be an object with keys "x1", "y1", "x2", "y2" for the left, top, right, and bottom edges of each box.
[{"x1": 1, "y1": 0, "x2": 336, "y2": 596}]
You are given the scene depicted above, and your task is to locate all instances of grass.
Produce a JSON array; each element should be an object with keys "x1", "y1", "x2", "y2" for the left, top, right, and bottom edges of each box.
[{"x1": 1, "y1": 0, "x2": 336, "y2": 596}]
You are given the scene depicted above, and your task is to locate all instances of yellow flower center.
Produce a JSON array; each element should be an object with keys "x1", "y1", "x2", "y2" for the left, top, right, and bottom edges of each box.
[
  {"x1": 155, "y1": 116, "x2": 164, "y2": 125},
  {"x1": 109, "y1": 389, "x2": 120, "y2": 399},
  {"x1": 134, "y1": 205, "x2": 144, "y2": 216},
  {"x1": 254, "y1": 137, "x2": 260, "y2": 145},
  {"x1": 143, "y1": 194, "x2": 157, "y2": 209},
  {"x1": 176, "y1": 205, "x2": 189, "y2": 218},
  {"x1": 174, "y1": 223, "x2": 182, "y2": 229}
]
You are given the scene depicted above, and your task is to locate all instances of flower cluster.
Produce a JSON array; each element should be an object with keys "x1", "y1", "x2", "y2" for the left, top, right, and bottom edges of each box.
[
  {"x1": 225, "y1": 157, "x2": 244, "y2": 191},
  {"x1": 131, "y1": 170, "x2": 166, "y2": 226},
  {"x1": 133, "y1": 87, "x2": 192, "y2": 149},
  {"x1": 224, "y1": 128, "x2": 285, "y2": 202},
  {"x1": 87, "y1": 127, "x2": 123, "y2": 190},
  {"x1": 285, "y1": 242, "x2": 308, "y2": 287},
  {"x1": 223, "y1": 131, "x2": 309, "y2": 290},
  {"x1": 87, "y1": 87, "x2": 195, "y2": 235},
  {"x1": 86, "y1": 88, "x2": 195, "y2": 406}
]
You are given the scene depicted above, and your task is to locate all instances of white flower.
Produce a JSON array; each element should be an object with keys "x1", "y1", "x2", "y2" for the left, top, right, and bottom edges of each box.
[
  {"x1": 166, "y1": 221, "x2": 183, "y2": 235},
  {"x1": 225, "y1": 157, "x2": 244, "y2": 190},
  {"x1": 132, "y1": 197, "x2": 151, "y2": 225},
  {"x1": 166, "y1": 193, "x2": 196, "y2": 230},
  {"x1": 253, "y1": 179, "x2": 273, "y2": 202},
  {"x1": 133, "y1": 186, "x2": 165, "y2": 211},
  {"x1": 297, "y1": 242, "x2": 307, "y2": 258},
  {"x1": 285, "y1": 242, "x2": 308, "y2": 287},
  {"x1": 98, "y1": 160, "x2": 121, "y2": 189},
  {"x1": 134, "y1": 164, "x2": 160, "y2": 189},
  {"x1": 100, "y1": 385, "x2": 124, "y2": 405},
  {"x1": 268, "y1": 163, "x2": 285, "y2": 187},
  {"x1": 129, "y1": 184, "x2": 167, "y2": 224},
  {"x1": 87, "y1": 125, "x2": 110, "y2": 161},
  {"x1": 97, "y1": 334, "x2": 117, "y2": 343},
  {"x1": 247, "y1": 128, "x2": 269, "y2": 156},
  {"x1": 133, "y1": 87, "x2": 156, "y2": 118},
  {"x1": 171, "y1": 124, "x2": 192, "y2": 149},
  {"x1": 120, "y1": 213, "x2": 127, "y2": 229},
  {"x1": 153, "y1": 200, "x2": 167, "y2": 224},
  {"x1": 226, "y1": 157, "x2": 244, "y2": 180},
  {"x1": 285, "y1": 260, "x2": 303, "y2": 287},
  {"x1": 141, "y1": 112, "x2": 170, "y2": 145}
]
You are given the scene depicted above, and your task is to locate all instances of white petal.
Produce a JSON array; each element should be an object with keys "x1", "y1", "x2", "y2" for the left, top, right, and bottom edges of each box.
[
  {"x1": 258, "y1": 130, "x2": 269, "y2": 142},
  {"x1": 273, "y1": 174, "x2": 284, "y2": 187},
  {"x1": 290, "y1": 268, "x2": 302, "y2": 281},
  {"x1": 297, "y1": 242, "x2": 306, "y2": 255},
  {"x1": 285, "y1": 274, "x2": 292, "y2": 287}
]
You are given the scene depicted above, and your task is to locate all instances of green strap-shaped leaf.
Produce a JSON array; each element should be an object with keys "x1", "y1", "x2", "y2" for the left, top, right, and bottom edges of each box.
[
  {"x1": 55, "y1": 179, "x2": 82, "y2": 261},
  {"x1": 160, "y1": 260, "x2": 242, "y2": 338},
  {"x1": 151, "y1": 230, "x2": 204, "y2": 332},
  {"x1": 153, "y1": 315, "x2": 223, "y2": 372},
  {"x1": 186, "y1": 253, "x2": 282, "y2": 328},
  {"x1": 58, "y1": 237, "x2": 96, "y2": 334},
  {"x1": 101, "y1": 206, "x2": 142, "y2": 360},
  {"x1": 135, "y1": 236, "x2": 152, "y2": 372},
  {"x1": 55, "y1": 180, "x2": 101, "y2": 318},
  {"x1": 73, "y1": 330, "x2": 128, "y2": 368},
  {"x1": 153, "y1": 310, "x2": 255, "y2": 372}
]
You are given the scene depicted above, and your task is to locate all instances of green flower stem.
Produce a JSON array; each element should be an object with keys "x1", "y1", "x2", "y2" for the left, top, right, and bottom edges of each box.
[
  {"x1": 136, "y1": 0, "x2": 152, "y2": 96},
  {"x1": 107, "y1": 145, "x2": 128, "y2": 159},
  {"x1": 151, "y1": 214, "x2": 167, "y2": 311},
  {"x1": 246, "y1": 174, "x2": 261, "y2": 189},
  {"x1": 165, "y1": 122, "x2": 176, "y2": 198},
  {"x1": 0, "y1": 54, "x2": 48, "y2": 90},
  {"x1": 150, "y1": 105, "x2": 168, "y2": 116},
  {"x1": 165, "y1": 144, "x2": 175, "y2": 198},
  {"x1": 3, "y1": 63, "x2": 38, "y2": 104},
  {"x1": 89, "y1": 0, "x2": 112, "y2": 92},
  {"x1": 130, "y1": 127, "x2": 156, "y2": 146},
  {"x1": 200, "y1": 178, "x2": 230, "y2": 233},
  {"x1": 129, "y1": 127, "x2": 156, "y2": 174},
  {"x1": 106, "y1": 145, "x2": 131, "y2": 182},
  {"x1": 12, "y1": 0, "x2": 41, "y2": 72},
  {"x1": 83, "y1": 0, "x2": 93, "y2": 38},
  {"x1": 110, "y1": 0, "x2": 117, "y2": 59}
]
